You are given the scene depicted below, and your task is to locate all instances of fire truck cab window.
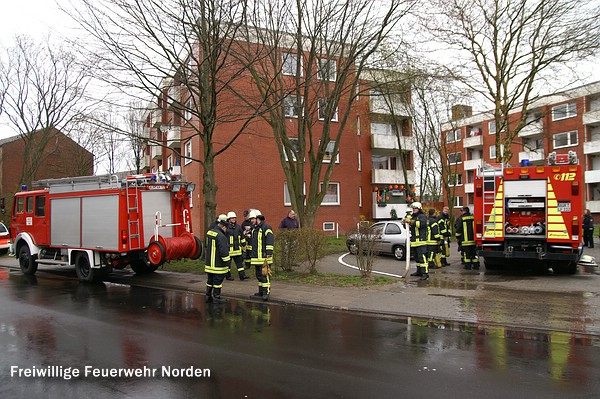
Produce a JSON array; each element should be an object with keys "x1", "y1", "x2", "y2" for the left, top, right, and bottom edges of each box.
[
  {"x1": 35, "y1": 195, "x2": 46, "y2": 217},
  {"x1": 16, "y1": 198, "x2": 24, "y2": 213},
  {"x1": 26, "y1": 197, "x2": 34, "y2": 213}
]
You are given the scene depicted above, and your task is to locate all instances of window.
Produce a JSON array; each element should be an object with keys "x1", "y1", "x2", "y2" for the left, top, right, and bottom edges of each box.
[
  {"x1": 26, "y1": 197, "x2": 34, "y2": 213},
  {"x1": 184, "y1": 97, "x2": 193, "y2": 121},
  {"x1": 16, "y1": 197, "x2": 24, "y2": 213},
  {"x1": 448, "y1": 174, "x2": 463, "y2": 187},
  {"x1": 318, "y1": 58, "x2": 336, "y2": 81},
  {"x1": 167, "y1": 155, "x2": 173, "y2": 169},
  {"x1": 284, "y1": 137, "x2": 301, "y2": 162},
  {"x1": 447, "y1": 152, "x2": 462, "y2": 164},
  {"x1": 552, "y1": 103, "x2": 577, "y2": 121},
  {"x1": 553, "y1": 131, "x2": 578, "y2": 149},
  {"x1": 321, "y1": 182, "x2": 340, "y2": 205},
  {"x1": 284, "y1": 95, "x2": 302, "y2": 118},
  {"x1": 35, "y1": 196, "x2": 45, "y2": 217},
  {"x1": 372, "y1": 155, "x2": 398, "y2": 170},
  {"x1": 184, "y1": 141, "x2": 192, "y2": 165},
  {"x1": 323, "y1": 222, "x2": 335, "y2": 231},
  {"x1": 490, "y1": 145, "x2": 496, "y2": 159},
  {"x1": 318, "y1": 98, "x2": 338, "y2": 121},
  {"x1": 454, "y1": 196, "x2": 464, "y2": 208},
  {"x1": 284, "y1": 181, "x2": 306, "y2": 206},
  {"x1": 446, "y1": 129, "x2": 461, "y2": 143},
  {"x1": 385, "y1": 223, "x2": 401, "y2": 235},
  {"x1": 322, "y1": 141, "x2": 339, "y2": 163},
  {"x1": 488, "y1": 121, "x2": 496, "y2": 135},
  {"x1": 282, "y1": 52, "x2": 301, "y2": 76}
]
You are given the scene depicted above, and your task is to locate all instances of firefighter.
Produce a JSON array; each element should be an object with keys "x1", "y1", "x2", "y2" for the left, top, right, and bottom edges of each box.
[
  {"x1": 426, "y1": 208, "x2": 442, "y2": 270},
  {"x1": 226, "y1": 211, "x2": 249, "y2": 280},
  {"x1": 404, "y1": 202, "x2": 429, "y2": 280},
  {"x1": 204, "y1": 214, "x2": 231, "y2": 304},
  {"x1": 249, "y1": 210, "x2": 274, "y2": 301},
  {"x1": 437, "y1": 206, "x2": 451, "y2": 266},
  {"x1": 455, "y1": 206, "x2": 479, "y2": 270},
  {"x1": 241, "y1": 210, "x2": 254, "y2": 270}
]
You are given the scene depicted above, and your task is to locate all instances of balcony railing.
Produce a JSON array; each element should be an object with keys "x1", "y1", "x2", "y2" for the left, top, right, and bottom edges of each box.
[
  {"x1": 518, "y1": 149, "x2": 544, "y2": 163},
  {"x1": 463, "y1": 134, "x2": 483, "y2": 148},
  {"x1": 371, "y1": 134, "x2": 415, "y2": 151},
  {"x1": 584, "y1": 140, "x2": 600, "y2": 155},
  {"x1": 167, "y1": 126, "x2": 181, "y2": 149},
  {"x1": 585, "y1": 170, "x2": 600, "y2": 184},
  {"x1": 371, "y1": 169, "x2": 416, "y2": 185},
  {"x1": 141, "y1": 154, "x2": 151, "y2": 169},
  {"x1": 463, "y1": 159, "x2": 483, "y2": 171},
  {"x1": 518, "y1": 122, "x2": 543, "y2": 138},
  {"x1": 151, "y1": 145, "x2": 162, "y2": 160},
  {"x1": 583, "y1": 109, "x2": 600, "y2": 126},
  {"x1": 369, "y1": 97, "x2": 410, "y2": 117}
]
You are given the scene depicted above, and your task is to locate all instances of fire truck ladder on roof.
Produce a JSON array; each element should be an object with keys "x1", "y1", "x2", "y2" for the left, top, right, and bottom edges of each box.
[
  {"x1": 480, "y1": 162, "x2": 504, "y2": 238},
  {"x1": 125, "y1": 178, "x2": 142, "y2": 250}
]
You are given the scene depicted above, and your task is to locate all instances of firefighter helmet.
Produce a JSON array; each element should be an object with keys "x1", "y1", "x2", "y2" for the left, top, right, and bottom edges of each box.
[
  {"x1": 248, "y1": 210, "x2": 258, "y2": 219},
  {"x1": 217, "y1": 214, "x2": 228, "y2": 225},
  {"x1": 253, "y1": 210, "x2": 262, "y2": 218},
  {"x1": 411, "y1": 201, "x2": 422, "y2": 210},
  {"x1": 227, "y1": 211, "x2": 237, "y2": 219}
]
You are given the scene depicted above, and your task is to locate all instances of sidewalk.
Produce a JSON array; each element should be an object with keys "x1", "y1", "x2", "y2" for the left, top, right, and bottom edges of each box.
[{"x1": 3, "y1": 247, "x2": 600, "y2": 336}]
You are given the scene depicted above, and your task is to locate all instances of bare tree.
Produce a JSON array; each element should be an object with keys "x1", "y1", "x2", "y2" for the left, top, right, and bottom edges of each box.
[
  {"x1": 234, "y1": 0, "x2": 416, "y2": 228},
  {"x1": 123, "y1": 102, "x2": 148, "y2": 174},
  {"x1": 428, "y1": 0, "x2": 600, "y2": 162},
  {"x1": 0, "y1": 35, "x2": 91, "y2": 186},
  {"x1": 69, "y1": 0, "x2": 264, "y2": 230}
]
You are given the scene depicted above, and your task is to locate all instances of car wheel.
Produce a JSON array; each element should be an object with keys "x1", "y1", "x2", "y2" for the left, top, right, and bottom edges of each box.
[
  {"x1": 393, "y1": 245, "x2": 406, "y2": 261},
  {"x1": 18, "y1": 244, "x2": 38, "y2": 275},
  {"x1": 347, "y1": 241, "x2": 358, "y2": 255}
]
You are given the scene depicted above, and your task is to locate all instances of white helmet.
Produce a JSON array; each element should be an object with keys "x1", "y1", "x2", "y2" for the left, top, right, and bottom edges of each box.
[
  {"x1": 248, "y1": 210, "x2": 258, "y2": 218},
  {"x1": 254, "y1": 210, "x2": 262, "y2": 218},
  {"x1": 411, "y1": 201, "x2": 422, "y2": 210},
  {"x1": 217, "y1": 214, "x2": 228, "y2": 224},
  {"x1": 227, "y1": 211, "x2": 237, "y2": 219}
]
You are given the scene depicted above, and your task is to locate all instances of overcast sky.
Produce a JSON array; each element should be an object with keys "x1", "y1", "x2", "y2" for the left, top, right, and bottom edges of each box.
[{"x1": 0, "y1": 0, "x2": 74, "y2": 43}]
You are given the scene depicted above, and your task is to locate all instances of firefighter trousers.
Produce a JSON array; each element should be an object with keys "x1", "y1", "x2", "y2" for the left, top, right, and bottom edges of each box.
[
  {"x1": 413, "y1": 245, "x2": 429, "y2": 273},
  {"x1": 254, "y1": 265, "x2": 271, "y2": 295},
  {"x1": 461, "y1": 245, "x2": 479, "y2": 269}
]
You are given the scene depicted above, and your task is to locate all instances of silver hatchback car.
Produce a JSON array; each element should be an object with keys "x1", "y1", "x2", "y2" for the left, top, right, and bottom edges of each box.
[{"x1": 346, "y1": 220, "x2": 408, "y2": 261}]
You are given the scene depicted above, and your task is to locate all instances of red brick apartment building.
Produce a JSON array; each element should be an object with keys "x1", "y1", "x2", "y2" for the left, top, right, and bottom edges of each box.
[
  {"x1": 140, "y1": 46, "x2": 416, "y2": 234},
  {"x1": 0, "y1": 129, "x2": 94, "y2": 216},
  {"x1": 440, "y1": 81, "x2": 600, "y2": 217}
]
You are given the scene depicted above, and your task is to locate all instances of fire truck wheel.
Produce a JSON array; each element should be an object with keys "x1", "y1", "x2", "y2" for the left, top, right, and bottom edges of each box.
[
  {"x1": 130, "y1": 260, "x2": 159, "y2": 274},
  {"x1": 18, "y1": 244, "x2": 38, "y2": 275},
  {"x1": 147, "y1": 241, "x2": 166, "y2": 267},
  {"x1": 191, "y1": 236, "x2": 203, "y2": 260},
  {"x1": 75, "y1": 253, "x2": 97, "y2": 283}
]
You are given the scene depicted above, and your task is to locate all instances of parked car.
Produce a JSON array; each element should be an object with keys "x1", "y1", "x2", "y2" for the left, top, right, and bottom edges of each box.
[
  {"x1": 346, "y1": 220, "x2": 408, "y2": 261},
  {"x1": 0, "y1": 222, "x2": 10, "y2": 255}
]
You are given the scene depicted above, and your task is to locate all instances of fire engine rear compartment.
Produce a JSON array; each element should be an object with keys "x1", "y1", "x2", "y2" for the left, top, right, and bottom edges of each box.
[{"x1": 49, "y1": 191, "x2": 174, "y2": 251}]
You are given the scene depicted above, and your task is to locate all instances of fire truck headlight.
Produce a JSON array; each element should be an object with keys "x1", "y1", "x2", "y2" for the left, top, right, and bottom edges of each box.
[
  {"x1": 186, "y1": 183, "x2": 196, "y2": 193},
  {"x1": 171, "y1": 183, "x2": 182, "y2": 193}
]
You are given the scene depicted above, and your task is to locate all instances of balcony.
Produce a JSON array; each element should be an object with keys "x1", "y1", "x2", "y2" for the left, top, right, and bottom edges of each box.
[
  {"x1": 518, "y1": 149, "x2": 544, "y2": 163},
  {"x1": 463, "y1": 134, "x2": 483, "y2": 148},
  {"x1": 141, "y1": 154, "x2": 151, "y2": 169},
  {"x1": 151, "y1": 145, "x2": 162, "y2": 160},
  {"x1": 583, "y1": 109, "x2": 600, "y2": 126},
  {"x1": 584, "y1": 140, "x2": 600, "y2": 155},
  {"x1": 518, "y1": 122, "x2": 543, "y2": 138},
  {"x1": 585, "y1": 169, "x2": 600, "y2": 184},
  {"x1": 167, "y1": 126, "x2": 181, "y2": 149},
  {"x1": 371, "y1": 169, "x2": 416, "y2": 185},
  {"x1": 369, "y1": 97, "x2": 410, "y2": 117},
  {"x1": 463, "y1": 159, "x2": 483, "y2": 171},
  {"x1": 464, "y1": 183, "x2": 474, "y2": 194},
  {"x1": 371, "y1": 134, "x2": 415, "y2": 151},
  {"x1": 586, "y1": 200, "x2": 600, "y2": 213}
]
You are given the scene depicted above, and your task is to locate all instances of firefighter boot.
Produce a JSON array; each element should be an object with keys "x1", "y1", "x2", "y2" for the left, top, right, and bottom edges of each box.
[
  {"x1": 239, "y1": 270, "x2": 250, "y2": 281},
  {"x1": 262, "y1": 287, "x2": 269, "y2": 301},
  {"x1": 410, "y1": 267, "x2": 422, "y2": 277},
  {"x1": 251, "y1": 287, "x2": 263, "y2": 298},
  {"x1": 212, "y1": 288, "x2": 226, "y2": 304},
  {"x1": 205, "y1": 286, "x2": 213, "y2": 303},
  {"x1": 441, "y1": 258, "x2": 450, "y2": 266},
  {"x1": 420, "y1": 272, "x2": 429, "y2": 281},
  {"x1": 225, "y1": 271, "x2": 234, "y2": 281}
]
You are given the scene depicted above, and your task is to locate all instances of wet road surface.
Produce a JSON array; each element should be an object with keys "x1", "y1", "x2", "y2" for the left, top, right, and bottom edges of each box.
[{"x1": 0, "y1": 268, "x2": 599, "y2": 398}]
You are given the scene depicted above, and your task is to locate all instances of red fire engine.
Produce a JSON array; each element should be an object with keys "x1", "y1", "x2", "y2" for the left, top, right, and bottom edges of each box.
[
  {"x1": 10, "y1": 173, "x2": 203, "y2": 282},
  {"x1": 474, "y1": 151, "x2": 583, "y2": 273}
]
